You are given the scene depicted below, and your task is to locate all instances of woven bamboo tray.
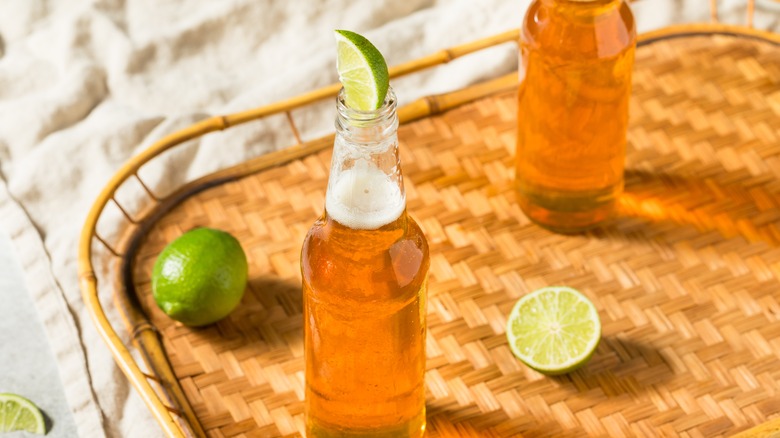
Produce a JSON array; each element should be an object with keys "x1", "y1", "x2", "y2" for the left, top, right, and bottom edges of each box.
[{"x1": 79, "y1": 7, "x2": 780, "y2": 438}]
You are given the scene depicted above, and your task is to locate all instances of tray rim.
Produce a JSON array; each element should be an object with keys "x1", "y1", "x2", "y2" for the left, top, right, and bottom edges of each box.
[{"x1": 78, "y1": 24, "x2": 780, "y2": 438}]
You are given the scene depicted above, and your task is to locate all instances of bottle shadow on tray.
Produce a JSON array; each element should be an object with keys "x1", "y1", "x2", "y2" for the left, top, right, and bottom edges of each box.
[
  {"x1": 209, "y1": 276, "x2": 304, "y2": 348},
  {"x1": 599, "y1": 169, "x2": 780, "y2": 248},
  {"x1": 425, "y1": 407, "x2": 504, "y2": 438}
]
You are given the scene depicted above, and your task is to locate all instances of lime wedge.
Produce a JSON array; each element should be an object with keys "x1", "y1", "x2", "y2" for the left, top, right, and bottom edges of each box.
[
  {"x1": 506, "y1": 286, "x2": 601, "y2": 375},
  {"x1": 334, "y1": 29, "x2": 389, "y2": 111},
  {"x1": 0, "y1": 393, "x2": 46, "y2": 434}
]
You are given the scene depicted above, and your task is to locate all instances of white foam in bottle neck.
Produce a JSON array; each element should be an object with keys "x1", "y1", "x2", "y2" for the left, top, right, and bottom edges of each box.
[{"x1": 325, "y1": 163, "x2": 405, "y2": 230}]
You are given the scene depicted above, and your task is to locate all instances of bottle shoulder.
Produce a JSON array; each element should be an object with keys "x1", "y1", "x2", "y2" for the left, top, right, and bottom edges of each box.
[
  {"x1": 302, "y1": 214, "x2": 428, "y2": 256},
  {"x1": 301, "y1": 213, "x2": 429, "y2": 288},
  {"x1": 522, "y1": 0, "x2": 636, "y2": 58}
]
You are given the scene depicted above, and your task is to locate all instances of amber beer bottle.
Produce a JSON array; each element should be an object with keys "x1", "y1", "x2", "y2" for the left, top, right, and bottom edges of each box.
[
  {"x1": 301, "y1": 87, "x2": 429, "y2": 437},
  {"x1": 516, "y1": 0, "x2": 636, "y2": 232}
]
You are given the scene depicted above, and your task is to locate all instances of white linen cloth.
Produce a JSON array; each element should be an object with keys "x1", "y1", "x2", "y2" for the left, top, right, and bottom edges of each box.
[{"x1": 0, "y1": 0, "x2": 777, "y2": 436}]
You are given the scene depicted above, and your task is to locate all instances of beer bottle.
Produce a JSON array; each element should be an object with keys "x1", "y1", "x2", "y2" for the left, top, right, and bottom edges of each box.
[
  {"x1": 301, "y1": 87, "x2": 429, "y2": 437},
  {"x1": 516, "y1": 0, "x2": 636, "y2": 232}
]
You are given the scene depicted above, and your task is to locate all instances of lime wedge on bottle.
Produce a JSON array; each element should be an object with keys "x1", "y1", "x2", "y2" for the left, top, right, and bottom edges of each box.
[
  {"x1": 334, "y1": 29, "x2": 389, "y2": 111},
  {"x1": 506, "y1": 286, "x2": 601, "y2": 375},
  {"x1": 0, "y1": 393, "x2": 46, "y2": 434}
]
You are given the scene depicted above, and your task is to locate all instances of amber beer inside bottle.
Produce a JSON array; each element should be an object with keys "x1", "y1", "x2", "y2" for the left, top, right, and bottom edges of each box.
[
  {"x1": 301, "y1": 88, "x2": 429, "y2": 437},
  {"x1": 516, "y1": 0, "x2": 636, "y2": 232}
]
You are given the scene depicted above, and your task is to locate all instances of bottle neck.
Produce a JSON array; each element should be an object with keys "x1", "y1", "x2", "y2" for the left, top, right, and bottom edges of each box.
[
  {"x1": 325, "y1": 87, "x2": 406, "y2": 231},
  {"x1": 336, "y1": 88, "x2": 399, "y2": 142}
]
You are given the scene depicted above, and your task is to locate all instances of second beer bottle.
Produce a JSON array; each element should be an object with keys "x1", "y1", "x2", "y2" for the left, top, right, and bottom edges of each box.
[{"x1": 516, "y1": 0, "x2": 636, "y2": 232}]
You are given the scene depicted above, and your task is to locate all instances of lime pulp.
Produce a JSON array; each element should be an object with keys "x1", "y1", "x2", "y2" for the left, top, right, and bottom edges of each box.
[
  {"x1": 0, "y1": 393, "x2": 46, "y2": 434},
  {"x1": 505, "y1": 286, "x2": 601, "y2": 375}
]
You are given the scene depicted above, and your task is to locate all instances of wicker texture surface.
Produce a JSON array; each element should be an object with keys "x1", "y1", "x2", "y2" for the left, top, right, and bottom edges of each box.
[{"x1": 130, "y1": 33, "x2": 780, "y2": 437}]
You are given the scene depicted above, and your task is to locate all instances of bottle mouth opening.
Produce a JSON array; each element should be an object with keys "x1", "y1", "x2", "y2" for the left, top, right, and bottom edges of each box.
[{"x1": 336, "y1": 87, "x2": 397, "y2": 124}]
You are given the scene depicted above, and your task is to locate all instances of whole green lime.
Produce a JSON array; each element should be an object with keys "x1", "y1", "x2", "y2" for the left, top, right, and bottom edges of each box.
[{"x1": 152, "y1": 227, "x2": 248, "y2": 327}]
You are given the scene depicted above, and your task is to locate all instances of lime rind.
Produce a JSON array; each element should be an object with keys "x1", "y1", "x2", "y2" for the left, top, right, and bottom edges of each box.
[
  {"x1": 151, "y1": 227, "x2": 248, "y2": 327},
  {"x1": 506, "y1": 286, "x2": 601, "y2": 375},
  {"x1": 334, "y1": 29, "x2": 389, "y2": 111},
  {"x1": 0, "y1": 393, "x2": 46, "y2": 434}
]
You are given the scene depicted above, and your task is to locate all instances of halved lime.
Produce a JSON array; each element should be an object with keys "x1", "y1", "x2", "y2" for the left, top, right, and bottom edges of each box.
[
  {"x1": 506, "y1": 286, "x2": 601, "y2": 375},
  {"x1": 0, "y1": 393, "x2": 46, "y2": 434},
  {"x1": 334, "y1": 29, "x2": 389, "y2": 111}
]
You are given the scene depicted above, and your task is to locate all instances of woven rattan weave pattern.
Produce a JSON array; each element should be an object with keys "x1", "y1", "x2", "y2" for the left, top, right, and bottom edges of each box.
[{"x1": 129, "y1": 33, "x2": 780, "y2": 437}]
